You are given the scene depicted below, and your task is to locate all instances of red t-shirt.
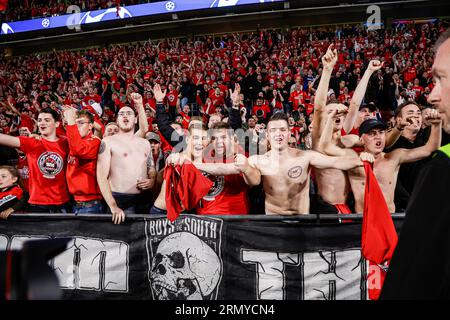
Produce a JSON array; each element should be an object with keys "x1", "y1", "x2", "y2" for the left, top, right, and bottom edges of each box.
[
  {"x1": 65, "y1": 125, "x2": 102, "y2": 202},
  {"x1": 16, "y1": 154, "x2": 30, "y2": 192},
  {"x1": 289, "y1": 90, "x2": 308, "y2": 110},
  {"x1": 166, "y1": 90, "x2": 178, "y2": 108},
  {"x1": 252, "y1": 104, "x2": 271, "y2": 119},
  {"x1": 196, "y1": 157, "x2": 249, "y2": 215},
  {"x1": 19, "y1": 136, "x2": 70, "y2": 205}
]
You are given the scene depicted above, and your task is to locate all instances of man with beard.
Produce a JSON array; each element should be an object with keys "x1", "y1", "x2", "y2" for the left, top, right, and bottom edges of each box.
[
  {"x1": 241, "y1": 112, "x2": 369, "y2": 215},
  {"x1": 0, "y1": 107, "x2": 71, "y2": 213},
  {"x1": 97, "y1": 93, "x2": 156, "y2": 224},
  {"x1": 381, "y1": 28, "x2": 450, "y2": 299}
]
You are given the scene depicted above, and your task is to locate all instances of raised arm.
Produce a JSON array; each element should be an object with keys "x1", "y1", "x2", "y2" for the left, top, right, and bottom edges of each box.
[
  {"x1": 312, "y1": 44, "x2": 337, "y2": 149},
  {"x1": 308, "y1": 150, "x2": 364, "y2": 171},
  {"x1": 317, "y1": 105, "x2": 348, "y2": 156},
  {"x1": 131, "y1": 93, "x2": 149, "y2": 138},
  {"x1": 238, "y1": 155, "x2": 262, "y2": 187},
  {"x1": 396, "y1": 112, "x2": 442, "y2": 164},
  {"x1": 0, "y1": 133, "x2": 20, "y2": 149},
  {"x1": 385, "y1": 115, "x2": 415, "y2": 148},
  {"x1": 228, "y1": 84, "x2": 243, "y2": 130},
  {"x1": 96, "y1": 139, "x2": 124, "y2": 225},
  {"x1": 343, "y1": 60, "x2": 383, "y2": 133}
]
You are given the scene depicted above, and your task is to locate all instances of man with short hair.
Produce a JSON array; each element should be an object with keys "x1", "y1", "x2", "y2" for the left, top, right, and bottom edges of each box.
[
  {"x1": 381, "y1": 28, "x2": 450, "y2": 300},
  {"x1": 358, "y1": 114, "x2": 441, "y2": 213},
  {"x1": 104, "y1": 122, "x2": 119, "y2": 137},
  {"x1": 64, "y1": 107, "x2": 103, "y2": 214},
  {"x1": 242, "y1": 112, "x2": 368, "y2": 215},
  {"x1": 0, "y1": 107, "x2": 71, "y2": 213},
  {"x1": 97, "y1": 93, "x2": 157, "y2": 224}
]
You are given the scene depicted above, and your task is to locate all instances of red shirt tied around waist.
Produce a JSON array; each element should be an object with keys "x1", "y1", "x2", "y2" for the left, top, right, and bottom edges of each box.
[
  {"x1": 19, "y1": 136, "x2": 70, "y2": 205},
  {"x1": 65, "y1": 124, "x2": 102, "y2": 202}
]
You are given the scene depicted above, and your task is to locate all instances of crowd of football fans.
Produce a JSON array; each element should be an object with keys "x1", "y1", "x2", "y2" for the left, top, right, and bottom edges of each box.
[
  {"x1": 0, "y1": 19, "x2": 449, "y2": 218},
  {"x1": 1, "y1": 0, "x2": 153, "y2": 22}
]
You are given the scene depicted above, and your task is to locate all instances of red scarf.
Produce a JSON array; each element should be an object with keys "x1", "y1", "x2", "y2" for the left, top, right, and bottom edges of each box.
[{"x1": 362, "y1": 162, "x2": 398, "y2": 300}]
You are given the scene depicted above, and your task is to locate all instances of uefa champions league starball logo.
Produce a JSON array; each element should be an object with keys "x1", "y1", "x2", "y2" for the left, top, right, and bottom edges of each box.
[
  {"x1": 165, "y1": 1, "x2": 176, "y2": 11},
  {"x1": 42, "y1": 19, "x2": 50, "y2": 28}
]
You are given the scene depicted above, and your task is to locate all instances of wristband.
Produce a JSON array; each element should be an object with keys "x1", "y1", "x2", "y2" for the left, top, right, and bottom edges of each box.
[{"x1": 395, "y1": 126, "x2": 404, "y2": 131}]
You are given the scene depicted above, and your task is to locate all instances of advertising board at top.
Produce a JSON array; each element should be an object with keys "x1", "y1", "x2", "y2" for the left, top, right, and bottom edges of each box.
[{"x1": 1, "y1": 0, "x2": 284, "y2": 36}]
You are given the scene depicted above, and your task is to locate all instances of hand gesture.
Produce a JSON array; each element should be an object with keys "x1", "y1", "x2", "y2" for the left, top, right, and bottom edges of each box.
[
  {"x1": 425, "y1": 108, "x2": 442, "y2": 125},
  {"x1": 229, "y1": 83, "x2": 241, "y2": 106},
  {"x1": 327, "y1": 104, "x2": 348, "y2": 117},
  {"x1": 62, "y1": 105, "x2": 77, "y2": 125},
  {"x1": 130, "y1": 92, "x2": 143, "y2": 106},
  {"x1": 234, "y1": 153, "x2": 249, "y2": 173},
  {"x1": 321, "y1": 44, "x2": 338, "y2": 70},
  {"x1": 396, "y1": 115, "x2": 416, "y2": 130},
  {"x1": 153, "y1": 84, "x2": 167, "y2": 103},
  {"x1": 367, "y1": 60, "x2": 384, "y2": 72},
  {"x1": 166, "y1": 153, "x2": 189, "y2": 166},
  {"x1": 110, "y1": 206, "x2": 125, "y2": 225},
  {"x1": 360, "y1": 151, "x2": 375, "y2": 163},
  {"x1": 137, "y1": 178, "x2": 153, "y2": 190},
  {"x1": 0, "y1": 208, "x2": 14, "y2": 220}
]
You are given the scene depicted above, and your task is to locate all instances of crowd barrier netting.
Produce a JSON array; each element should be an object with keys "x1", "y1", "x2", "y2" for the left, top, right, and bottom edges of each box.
[{"x1": 0, "y1": 213, "x2": 404, "y2": 300}]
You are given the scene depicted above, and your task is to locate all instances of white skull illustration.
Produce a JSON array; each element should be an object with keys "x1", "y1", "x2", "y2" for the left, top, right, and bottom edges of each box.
[{"x1": 150, "y1": 232, "x2": 222, "y2": 300}]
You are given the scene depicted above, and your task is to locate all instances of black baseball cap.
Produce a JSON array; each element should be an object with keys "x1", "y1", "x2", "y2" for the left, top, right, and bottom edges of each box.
[
  {"x1": 359, "y1": 102, "x2": 377, "y2": 112},
  {"x1": 359, "y1": 119, "x2": 388, "y2": 136}
]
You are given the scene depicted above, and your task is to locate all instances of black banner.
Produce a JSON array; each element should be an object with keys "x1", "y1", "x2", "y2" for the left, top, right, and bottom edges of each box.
[{"x1": 0, "y1": 214, "x2": 403, "y2": 300}]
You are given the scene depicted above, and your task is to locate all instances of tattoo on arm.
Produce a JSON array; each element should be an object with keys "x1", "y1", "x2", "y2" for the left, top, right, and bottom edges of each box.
[
  {"x1": 98, "y1": 141, "x2": 106, "y2": 155},
  {"x1": 147, "y1": 153, "x2": 155, "y2": 169}
]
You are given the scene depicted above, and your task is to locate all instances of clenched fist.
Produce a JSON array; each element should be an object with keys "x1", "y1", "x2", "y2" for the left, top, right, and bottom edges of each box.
[{"x1": 130, "y1": 92, "x2": 143, "y2": 106}]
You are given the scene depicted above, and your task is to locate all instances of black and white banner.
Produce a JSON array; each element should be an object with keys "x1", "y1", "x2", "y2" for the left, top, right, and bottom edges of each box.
[{"x1": 0, "y1": 215, "x2": 402, "y2": 300}]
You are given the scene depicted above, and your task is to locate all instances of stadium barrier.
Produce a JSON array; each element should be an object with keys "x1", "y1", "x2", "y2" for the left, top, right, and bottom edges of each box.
[{"x1": 0, "y1": 213, "x2": 404, "y2": 300}]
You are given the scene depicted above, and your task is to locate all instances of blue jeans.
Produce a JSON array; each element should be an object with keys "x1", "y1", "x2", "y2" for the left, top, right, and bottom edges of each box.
[
  {"x1": 149, "y1": 206, "x2": 167, "y2": 215},
  {"x1": 28, "y1": 203, "x2": 72, "y2": 213},
  {"x1": 73, "y1": 202, "x2": 104, "y2": 214}
]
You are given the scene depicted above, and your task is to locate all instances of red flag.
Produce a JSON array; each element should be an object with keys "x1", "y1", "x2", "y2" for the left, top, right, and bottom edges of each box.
[
  {"x1": 164, "y1": 163, "x2": 213, "y2": 222},
  {"x1": 0, "y1": 0, "x2": 8, "y2": 11},
  {"x1": 361, "y1": 162, "x2": 398, "y2": 300}
]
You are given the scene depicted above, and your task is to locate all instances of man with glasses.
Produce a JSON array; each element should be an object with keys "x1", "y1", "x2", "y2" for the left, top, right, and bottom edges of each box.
[
  {"x1": 97, "y1": 93, "x2": 157, "y2": 224},
  {"x1": 63, "y1": 107, "x2": 103, "y2": 214}
]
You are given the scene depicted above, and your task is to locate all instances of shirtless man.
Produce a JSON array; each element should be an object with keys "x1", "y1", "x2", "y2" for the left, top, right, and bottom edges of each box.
[
  {"x1": 312, "y1": 45, "x2": 383, "y2": 214},
  {"x1": 150, "y1": 123, "x2": 209, "y2": 215},
  {"x1": 242, "y1": 112, "x2": 369, "y2": 215},
  {"x1": 97, "y1": 93, "x2": 156, "y2": 224},
  {"x1": 355, "y1": 115, "x2": 442, "y2": 212}
]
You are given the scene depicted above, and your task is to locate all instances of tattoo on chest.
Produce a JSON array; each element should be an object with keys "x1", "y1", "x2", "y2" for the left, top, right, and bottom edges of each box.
[
  {"x1": 288, "y1": 165, "x2": 303, "y2": 179},
  {"x1": 98, "y1": 141, "x2": 105, "y2": 155}
]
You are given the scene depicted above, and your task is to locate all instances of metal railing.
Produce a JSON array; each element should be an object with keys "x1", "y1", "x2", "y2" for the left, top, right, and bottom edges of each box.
[{"x1": 5, "y1": 213, "x2": 406, "y2": 222}]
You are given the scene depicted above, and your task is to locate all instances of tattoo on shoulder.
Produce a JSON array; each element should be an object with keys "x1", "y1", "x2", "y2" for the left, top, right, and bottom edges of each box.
[
  {"x1": 288, "y1": 166, "x2": 303, "y2": 179},
  {"x1": 98, "y1": 141, "x2": 106, "y2": 155},
  {"x1": 147, "y1": 154, "x2": 155, "y2": 169}
]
